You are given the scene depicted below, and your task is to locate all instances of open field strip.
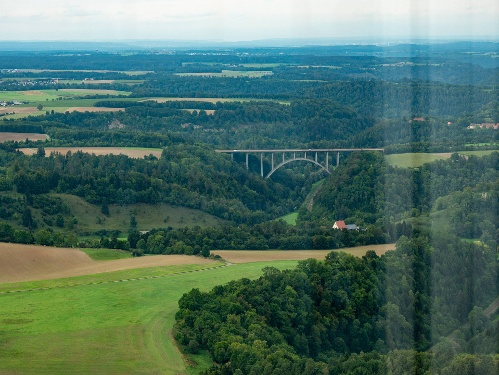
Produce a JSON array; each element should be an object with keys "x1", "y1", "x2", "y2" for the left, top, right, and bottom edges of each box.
[
  {"x1": 143, "y1": 97, "x2": 291, "y2": 105},
  {"x1": 0, "y1": 132, "x2": 48, "y2": 142},
  {"x1": 0, "y1": 89, "x2": 131, "y2": 103},
  {"x1": 176, "y1": 70, "x2": 272, "y2": 78},
  {"x1": 19, "y1": 147, "x2": 163, "y2": 158},
  {"x1": 0, "y1": 254, "x2": 297, "y2": 374},
  {"x1": 56, "y1": 79, "x2": 145, "y2": 85},
  {"x1": 459, "y1": 150, "x2": 498, "y2": 157},
  {"x1": 212, "y1": 243, "x2": 395, "y2": 263},
  {"x1": 13, "y1": 69, "x2": 153, "y2": 75},
  {"x1": 64, "y1": 106, "x2": 124, "y2": 113},
  {"x1": 0, "y1": 242, "x2": 216, "y2": 284},
  {"x1": 0, "y1": 106, "x2": 38, "y2": 115},
  {"x1": 385, "y1": 150, "x2": 497, "y2": 168}
]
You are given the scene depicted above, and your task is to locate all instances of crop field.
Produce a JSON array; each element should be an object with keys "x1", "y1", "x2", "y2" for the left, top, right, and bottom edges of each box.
[
  {"x1": 19, "y1": 146, "x2": 163, "y2": 159},
  {"x1": 176, "y1": 70, "x2": 273, "y2": 78},
  {"x1": 212, "y1": 243, "x2": 395, "y2": 263},
  {"x1": 0, "y1": 132, "x2": 48, "y2": 142},
  {"x1": 0, "y1": 243, "x2": 216, "y2": 283},
  {"x1": 145, "y1": 97, "x2": 290, "y2": 105},
  {"x1": 0, "y1": 241, "x2": 387, "y2": 374},
  {"x1": 13, "y1": 69, "x2": 153, "y2": 75},
  {"x1": 0, "y1": 89, "x2": 131, "y2": 103},
  {"x1": 64, "y1": 106, "x2": 125, "y2": 113},
  {"x1": 56, "y1": 79, "x2": 145, "y2": 85}
]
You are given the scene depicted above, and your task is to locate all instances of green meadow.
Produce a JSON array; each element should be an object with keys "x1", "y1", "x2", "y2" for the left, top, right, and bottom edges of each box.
[
  {"x1": 176, "y1": 70, "x2": 273, "y2": 78},
  {"x1": 0, "y1": 260, "x2": 298, "y2": 375},
  {"x1": 60, "y1": 194, "x2": 223, "y2": 234},
  {"x1": 0, "y1": 89, "x2": 131, "y2": 103},
  {"x1": 385, "y1": 151, "x2": 498, "y2": 168}
]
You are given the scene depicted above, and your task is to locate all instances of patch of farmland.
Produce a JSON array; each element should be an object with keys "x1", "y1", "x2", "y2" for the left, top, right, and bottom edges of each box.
[
  {"x1": 0, "y1": 132, "x2": 48, "y2": 142},
  {"x1": 212, "y1": 243, "x2": 395, "y2": 263},
  {"x1": 58, "y1": 88, "x2": 131, "y2": 96},
  {"x1": 65, "y1": 107, "x2": 125, "y2": 113},
  {"x1": 18, "y1": 147, "x2": 163, "y2": 159},
  {"x1": 0, "y1": 242, "x2": 214, "y2": 283},
  {"x1": 143, "y1": 97, "x2": 289, "y2": 104},
  {"x1": 176, "y1": 70, "x2": 273, "y2": 78},
  {"x1": 0, "y1": 107, "x2": 38, "y2": 115},
  {"x1": 182, "y1": 108, "x2": 216, "y2": 115}
]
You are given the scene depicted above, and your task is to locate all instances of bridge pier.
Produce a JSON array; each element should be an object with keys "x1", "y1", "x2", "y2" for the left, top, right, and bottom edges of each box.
[
  {"x1": 246, "y1": 153, "x2": 249, "y2": 169},
  {"x1": 260, "y1": 153, "x2": 264, "y2": 177}
]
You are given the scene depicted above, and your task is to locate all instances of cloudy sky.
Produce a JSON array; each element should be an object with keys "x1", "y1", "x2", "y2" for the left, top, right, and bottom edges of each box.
[{"x1": 1, "y1": 0, "x2": 497, "y2": 41}]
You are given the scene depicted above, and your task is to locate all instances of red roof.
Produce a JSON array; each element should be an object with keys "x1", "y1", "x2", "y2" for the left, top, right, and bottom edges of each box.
[{"x1": 334, "y1": 220, "x2": 347, "y2": 229}]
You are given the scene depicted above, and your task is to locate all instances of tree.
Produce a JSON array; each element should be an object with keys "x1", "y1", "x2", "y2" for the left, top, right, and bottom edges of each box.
[
  {"x1": 37, "y1": 104, "x2": 43, "y2": 111},
  {"x1": 22, "y1": 208, "x2": 35, "y2": 229},
  {"x1": 36, "y1": 147, "x2": 46, "y2": 158}
]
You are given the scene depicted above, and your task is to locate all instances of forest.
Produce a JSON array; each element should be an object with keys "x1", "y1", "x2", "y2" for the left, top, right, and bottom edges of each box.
[{"x1": 0, "y1": 42, "x2": 497, "y2": 373}]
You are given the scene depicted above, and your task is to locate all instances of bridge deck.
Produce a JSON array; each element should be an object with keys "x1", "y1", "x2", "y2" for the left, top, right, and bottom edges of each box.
[{"x1": 216, "y1": 148, "x2": 384, "y2": 153}]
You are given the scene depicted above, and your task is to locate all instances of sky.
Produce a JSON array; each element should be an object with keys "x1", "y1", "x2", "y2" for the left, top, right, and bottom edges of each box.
[{"x1": 1, "y1": 0, "x2": 497, "y2": 42}]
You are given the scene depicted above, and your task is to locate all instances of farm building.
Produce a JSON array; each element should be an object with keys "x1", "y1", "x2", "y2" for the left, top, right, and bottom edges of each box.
[{"x1": 333, "y1": 221, "x2": 359, "y2": 230}]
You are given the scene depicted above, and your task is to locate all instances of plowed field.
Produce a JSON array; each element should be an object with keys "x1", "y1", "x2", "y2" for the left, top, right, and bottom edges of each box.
[
  {"x1": 18, "y1": 147, "x2": 162, "y2": 158},
  {"x1": 0, "y1": 242, "x2": 213, "y2": 283}
]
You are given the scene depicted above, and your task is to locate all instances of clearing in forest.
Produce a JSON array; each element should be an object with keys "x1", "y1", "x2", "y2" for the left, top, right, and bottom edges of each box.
[
  {"x1": 18, "y1": 146, "x2": 163, "y2": 158},
  {"x1": 212, "y1": 243, "x2": 395, "y2": 263},
  {"x1": 0, "y1": 132, "x2": 48, "y2": 142}
]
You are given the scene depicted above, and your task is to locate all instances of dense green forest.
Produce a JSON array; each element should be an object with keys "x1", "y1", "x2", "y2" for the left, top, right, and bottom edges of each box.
[{"x1": 174, "y1": 231, "x2": 498, "y2": 374}]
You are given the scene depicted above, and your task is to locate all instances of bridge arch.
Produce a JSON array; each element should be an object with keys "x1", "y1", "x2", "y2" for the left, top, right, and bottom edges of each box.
[{"x1": 265, "y1": 157, "x2": 331, "y2": 179}]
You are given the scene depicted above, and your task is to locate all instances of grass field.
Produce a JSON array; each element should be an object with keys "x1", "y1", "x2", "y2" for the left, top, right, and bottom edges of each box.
[
  {"x1": 0, "y1": 254, "x2": 295, "y2": 374},
  {"x1": 0, "y1": 242, "x2": 392, "y2": 374},
  {"x1": 385, "y1": 151, "x2": 498, "y2": 168},
  {"x1": 278, "y1": 212, "x2": 299, "y2": 225},
  {"x1": 81, "y1": 248, "x2": 132, "y2": 261},
  {"x1": 176, "y1": 70, "x2": 273, "y2": 78},
  {"x1": 0, "y1": 89, "x2": 131, "y2": 103},
  {"x1": 143, "y1": 97, "x2": 291, "y2": 105},
  {"x1": 384, "y1": 153, "x2": 451, "y2": 168}
]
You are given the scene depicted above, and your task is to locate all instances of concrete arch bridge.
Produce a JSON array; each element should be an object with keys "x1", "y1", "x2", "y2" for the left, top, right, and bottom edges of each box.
[{"x1": 215, "y1": 148, "x2": 384, "y2": 179}]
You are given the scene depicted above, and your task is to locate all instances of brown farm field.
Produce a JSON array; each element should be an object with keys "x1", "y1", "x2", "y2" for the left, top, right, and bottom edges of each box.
[
  {"x1": 19, "y1": 146, "x2": 163, "y2": 158},
  {"x1": 0, "y1": 242, "x2": 214, "y2": 283},
  {"x1": 65, "y1": 106, "x2": 124, "y2": 113},
  {"x1": 0, "y1": 107, "x2": 38, "y2": 115},
  {"x1": 0, "y1": 132, "x2": 48, "y2": 142},
  {"x1": 212, "y1": 243, "x2": 395, "y2": 263},
  {"x1": 0, "y1": 243, "x2": 396, "y2": 284}
]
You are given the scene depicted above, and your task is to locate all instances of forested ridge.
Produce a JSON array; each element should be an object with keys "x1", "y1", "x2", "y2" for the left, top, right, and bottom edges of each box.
[{"x1": 174, "y1": 231, "x2": 498, "y2": 374}]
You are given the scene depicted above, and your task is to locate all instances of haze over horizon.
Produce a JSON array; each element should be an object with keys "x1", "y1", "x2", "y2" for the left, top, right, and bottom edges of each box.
[{"x1": 1, "y1": 0, "x2": 497, "y2": 42}]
